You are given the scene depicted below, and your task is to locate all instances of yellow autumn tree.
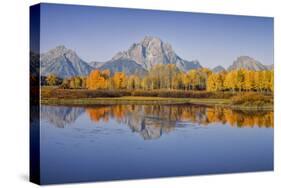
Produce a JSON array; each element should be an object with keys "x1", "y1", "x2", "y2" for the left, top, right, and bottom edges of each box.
[
  {"x1": 188, "y1": 70, "x2": 198, "y2": 90},
  {"x1": 46, "y1": 74, "x2": 59, "y2": 86},
  {"x1": 236, "y1": 69, "x2": 245, "y2": 92},
  {"x1": 112, "y1": 72, "x2": 127, "y2": 89},
  {"x1": 224, "y1": 71, "x2": 235, "y2": 92},
  {"x1": 270, "y1": 70, "x2": 274, "y2": 92},
  {"x1": 198, "y1": 68, "x2": 212, "y2": 90},
  {"x1": 182, "y1": 73, "x2": 191, "y2": 90},
  {"x1": 262, "y1": 70, "x2": 272, "y2": 92},
  {"x1": 244, "y1": 70, "x2": 255, "y2": 91},
  {"x1": 172, "y1": 72, "x2": 183, "y2": 89},
  {"x1": 86, "y1": 70, "x2": 109, "y2": 90},
  {"x1": 127, "y1": 75, "x2": 141, "y2": 90},
  {"x1": 207, "y1": 73, "x2": 218, "y2": 91}
]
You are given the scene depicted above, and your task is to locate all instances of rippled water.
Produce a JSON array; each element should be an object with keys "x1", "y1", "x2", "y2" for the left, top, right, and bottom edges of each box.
[{"x1": 38, "y1": 104, "x2": 273, "y2": 184}]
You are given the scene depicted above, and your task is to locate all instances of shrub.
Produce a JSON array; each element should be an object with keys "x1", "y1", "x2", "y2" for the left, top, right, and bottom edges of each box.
[
  {"x1": 209, "y1": 92, "x2": 235, "y2": 99},
  {"x1": 41, "y1": 88, "x2": 131, "y2": 99},
  {"x1": 131, "y1": 90, "x2": 159, "y2": 97},
  {"x1": 42, "y1": 87, "x2": 237, "y2": 99},
  {"x1": 231, "y1": 92, "x2": 272, "y2": 106},
  {"x1": 132, "y1": 90, "x2": 234, "y2": 99}
]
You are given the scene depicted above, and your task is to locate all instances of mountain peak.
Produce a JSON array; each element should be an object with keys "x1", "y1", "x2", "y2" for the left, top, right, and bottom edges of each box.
[
  {"x1": 53, "y1": 45, "x2": 69, "y2": 53},
  {"x1": 143, "y1": 35, "x2": 159, "y2": 40},
  {"x1": 236, "y1": 56, "x2": 255, "y2": 62},
  {"x1": 228, "y1": 56, "x2": 268, "y2": 71},
  {"x1": 41, "y1": 46, "x2": 92, "y2": 78},
  {"x1": 110, "y1": 36, "x2": 201, "y2": 71},
  {"x1": 141, "y1": 36, "x2": 162, "y2": 45},
  {"x1": 43, "y1": 45, "x2": 75, "y2": 59},
  {"x1": 55, "y1": 45, "x2": 67, "y2": 50},
  {"x1": 212, "y1": 65, "x2": 225, "y2": 73}
]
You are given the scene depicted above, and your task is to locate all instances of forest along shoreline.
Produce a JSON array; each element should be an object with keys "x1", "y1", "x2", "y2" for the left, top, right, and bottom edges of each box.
[
  {"x1": 38, "y1": 65, "x2": 274, "y2": 111},
  {"x1": 40, "y1": 87, "x2": 273, "y2": 111}
]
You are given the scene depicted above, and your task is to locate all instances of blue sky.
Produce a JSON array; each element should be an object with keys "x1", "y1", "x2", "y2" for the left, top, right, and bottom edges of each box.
[{"x1": 39, "y1": 3, "x2": 273, "y2": 68}]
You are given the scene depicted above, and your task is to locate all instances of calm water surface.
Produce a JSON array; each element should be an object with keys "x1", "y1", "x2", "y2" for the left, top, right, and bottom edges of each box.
[{"x1": 39, "y1": 104, "x2": 273, "y2": 184}]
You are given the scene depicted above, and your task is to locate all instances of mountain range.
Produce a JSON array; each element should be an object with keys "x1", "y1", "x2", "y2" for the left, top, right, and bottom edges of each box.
[{"x1": 38, "y1": 36, "x2": 273, "y2": 78}]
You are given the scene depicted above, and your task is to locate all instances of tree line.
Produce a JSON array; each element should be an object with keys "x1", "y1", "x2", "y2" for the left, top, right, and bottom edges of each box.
[{"x1": 44, "y1": 64, "x2": 274, "y2": 93}]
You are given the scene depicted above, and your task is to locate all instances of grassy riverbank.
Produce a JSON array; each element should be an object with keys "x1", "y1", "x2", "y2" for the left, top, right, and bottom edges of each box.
[
  {"x1": 41, "y1": 96, "x2": 227, "y2": 105},
  {"x1": 41, "y1": 96, "x2": 273, "y2": 110},
  {"x1": 41, "y1": 87, "x2": 273, "y2": 110}
]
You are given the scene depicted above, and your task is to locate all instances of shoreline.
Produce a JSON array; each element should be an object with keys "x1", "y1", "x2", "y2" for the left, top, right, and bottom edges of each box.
[{"x1": 41, "y1": 96, "x2": 273, "y2": 111}]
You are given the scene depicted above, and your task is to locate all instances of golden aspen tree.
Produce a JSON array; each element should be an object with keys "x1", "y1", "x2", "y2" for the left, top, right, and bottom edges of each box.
[
  {"x1": 86, "y1": 70, "x2": 109, "y2": 90},
  {"x1": 257, "y1": 71, "x2": 264, "y2": 92},
  {"x1": 46, "y1": 74, "x2": 59, "y2": 86},
  {"x1": 172, "y1": 73, "x2": 183, "y2": 89},
  {"x1": 236, "y1": 69, "x2": 245, "y2": 92},
  {"x1": 270, "y1": 70, "x2": 274, "y2": 92},
  {"x1": 263, "y1": 70, "x2": 272, "y2": 92},
  {"x1": 113, "y1": 72, "x2": 127, "y2": 89},
  {"x1": 244, "y1": 70, "x2": 255, "y2": 91},
  {"x1": 217, "y1": 72, "x2": 226, "y2": 91},
  {"x1": 207, "y1": 73, "x2": 217, "y2": 91},
  {"x1": 189, "y1": 70, "x2": 197, "y2": 90},
  {"x1": 200, "y1": 68, "x2": 212, "y2": 90},
  {"x1": 224, "y1": 71, "x2": 236, "y2": 92},
  {"x1": 127, "y1": 75, "x2": 141, "y2": 90},
  {"x1": 182, "y1": 73, "x2": 191, "y2": 90}
]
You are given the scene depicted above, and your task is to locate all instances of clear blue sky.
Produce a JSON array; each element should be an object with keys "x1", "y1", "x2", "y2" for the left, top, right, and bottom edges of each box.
[{"x1": 39, "y1": 3, "x2": 274, "y2": 68}]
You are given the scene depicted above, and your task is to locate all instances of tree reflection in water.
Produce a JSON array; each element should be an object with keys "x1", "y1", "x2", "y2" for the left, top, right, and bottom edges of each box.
[{"x1": 41, "y1": 104, "x2": 274, "y2": 140}]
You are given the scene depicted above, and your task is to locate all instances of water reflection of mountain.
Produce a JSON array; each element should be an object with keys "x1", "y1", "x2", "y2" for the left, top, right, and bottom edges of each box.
[
  {"x1": 127, "y1": 112, "x2": 176, "y2": 140},
  {"x1": 86, "y1": 105, "x2": 176, "y2": 140},
  {"x1": 42, "y1": 104, "x2": 274, "y2": 139},
  {"x1": 41, "y1": 106, "x2": 85, "y2": 128}
]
